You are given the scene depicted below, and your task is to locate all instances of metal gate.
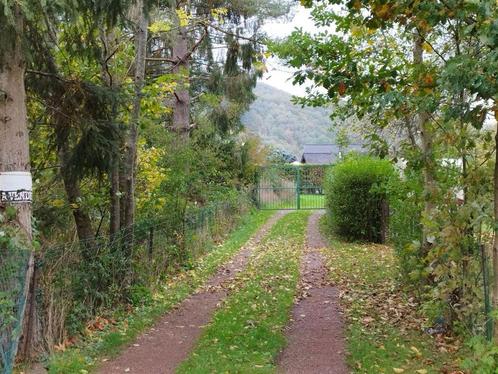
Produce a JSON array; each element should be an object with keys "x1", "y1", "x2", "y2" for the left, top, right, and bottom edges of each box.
[{"x1": 255, "y1": 165, "x2": 327, "y2": 210}]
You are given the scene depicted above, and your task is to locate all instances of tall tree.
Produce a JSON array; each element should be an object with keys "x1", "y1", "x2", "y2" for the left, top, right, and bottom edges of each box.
[
  {"x1": 122, "y1": 0, "x2": 149, "y2": 244},
  {"x1": 18, "y1": 0, "x2": 137, "y2": 357},
  {"x1": 412, "y1": 32, "x2": 436, "y2": 254},
  {"x1": 0, "y1": 3, "x2": 33, "y2": 370}
]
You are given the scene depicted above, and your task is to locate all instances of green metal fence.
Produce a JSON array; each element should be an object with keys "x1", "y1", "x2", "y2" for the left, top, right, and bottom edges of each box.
[{"x1": 255, "y1": 165, "x2": 328, "y2": 210}]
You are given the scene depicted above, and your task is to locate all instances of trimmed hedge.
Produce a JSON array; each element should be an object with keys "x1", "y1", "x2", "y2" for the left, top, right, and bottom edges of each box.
[{"x1": 324, "y1": 155, "x2": 395, "y2": 243}]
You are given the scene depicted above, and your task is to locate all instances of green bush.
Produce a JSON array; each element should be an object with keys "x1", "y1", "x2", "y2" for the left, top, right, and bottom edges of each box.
[
  {"x1": 324, "y1": 155, "x2": 395, "y2": 242},
  {"x1": 387, "y1": 169, "x2": 424, "y2": 280}
]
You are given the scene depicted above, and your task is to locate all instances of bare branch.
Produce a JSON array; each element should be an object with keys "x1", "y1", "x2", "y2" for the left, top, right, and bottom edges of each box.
[
  {"x1": 415, "y1": 28, "x2": 447, "y2": 63},
  {"x1": 208, "y1": 23, "x2": 262, "y2": 44}
]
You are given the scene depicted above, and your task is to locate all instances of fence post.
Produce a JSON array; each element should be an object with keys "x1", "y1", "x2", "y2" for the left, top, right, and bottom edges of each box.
[
  {"x1": 296, "y1": 167, "x2": 301, "y2": 210},
  {"x1": 255, "y1": 171, "x2": 260, "y2": 209}
]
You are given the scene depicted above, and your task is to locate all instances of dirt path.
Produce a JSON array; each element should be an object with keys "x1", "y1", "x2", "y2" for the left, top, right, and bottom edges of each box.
[
  {"x1": 97, "y1": 211, "x2": 287, "y2": 374},
  {"x1": 277, "y1": 211, "x2": 348, "y2": 374}
]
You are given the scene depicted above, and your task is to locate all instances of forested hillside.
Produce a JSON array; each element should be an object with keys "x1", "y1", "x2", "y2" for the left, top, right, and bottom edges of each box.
[{"x1": 242, "y1": 83, "x2": 335, "y2": 156}]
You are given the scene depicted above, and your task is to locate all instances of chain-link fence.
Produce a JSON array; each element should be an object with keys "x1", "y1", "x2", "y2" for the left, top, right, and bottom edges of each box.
[
  {"x1": 0, "y1": 193, "x2": 252, "y2": 371},
  {"x1": 389, "y1": 206, "x2": 493, "y2": 340},
  {"x1": 0, "y1": 246, "x2": 31, "y2": 374}
]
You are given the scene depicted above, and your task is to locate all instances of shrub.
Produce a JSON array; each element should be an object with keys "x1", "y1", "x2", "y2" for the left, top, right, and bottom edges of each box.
[
  {"x1": 387, "y1": 169, "x2": 424, "y2": 280},
  {"x1": 324, "y1": 155, "x2": 395, "y2": 243}
]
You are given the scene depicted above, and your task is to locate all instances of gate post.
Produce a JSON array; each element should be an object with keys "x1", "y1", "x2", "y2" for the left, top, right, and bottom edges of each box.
[
  {"x1": 254, "y1": 170, "x2": 260, "y2": 209},
  {"x1": 296, "y1": 167, "x2": 301, "y2": 210}
]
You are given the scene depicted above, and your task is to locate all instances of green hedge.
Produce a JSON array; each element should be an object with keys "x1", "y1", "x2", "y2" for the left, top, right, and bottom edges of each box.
[{"x1": 324, "y1": 155, "x2": 395, "y2": 243}]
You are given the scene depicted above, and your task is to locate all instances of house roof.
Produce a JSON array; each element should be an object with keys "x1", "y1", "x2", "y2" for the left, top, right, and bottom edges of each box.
[
  {"x1": 300, "y1": 143, "x2": 365, "y2": 165},
  {"x1": 301, "y1": 153, "x2": 335, "y2": 164}
]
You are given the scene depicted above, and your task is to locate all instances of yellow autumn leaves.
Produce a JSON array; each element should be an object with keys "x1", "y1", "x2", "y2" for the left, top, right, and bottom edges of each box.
[
  {"x1": 136, "y1": 143, "x2": 167, "y2": 212},
  {"x1": 148, "y1": 9, "x2": 188, "y2": 34},
  {"x1": 394, "y1": 368, "x2": 428, "y2": 374},
  {"x1": 149, "y1": 7, "x2": 228, "y2": 34}
]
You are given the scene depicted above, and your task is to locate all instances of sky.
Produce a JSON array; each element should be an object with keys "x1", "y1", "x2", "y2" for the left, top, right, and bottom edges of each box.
[{"x1": 259, "y1": 6, "x2": 318, "y2": 96}]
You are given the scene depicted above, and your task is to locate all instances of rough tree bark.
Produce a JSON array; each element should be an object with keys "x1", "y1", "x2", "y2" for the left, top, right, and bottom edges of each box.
[
  {"x1": 172, "y1": 28, "x2": 190, "y2": 138},
  {"x1": 122, "y1": 0, "x2": 148, "y2": 246},
  {"x1": 0, "y1": 21, "x2": 31, "y2": 233},
  {"x1": 172, "y1": 3, "x2": 191, "y2": 140},
  {"x1": 413, "y1": 33, "x2": 436, "y2": 255},
  {"x1": 0, "y1": 7, "x2": 34, "y2": 364}
]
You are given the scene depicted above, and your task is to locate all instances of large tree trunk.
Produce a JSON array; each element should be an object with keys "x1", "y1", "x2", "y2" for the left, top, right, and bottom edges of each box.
[
  {"x1": 0, "y1": 8, "x2": 34, "y2": 367},
  {"x1": 172, "y1": 10, "x2": 190, "y2": 140},
  {"x1": 122, "y1": 0, "x2": 148, "y2": 248},
  {"x1": 0, "y1": 25, "x2": 30, "y2": 232},
  {"x1": 413, "y1": 33, "x2": 436, "y2": 255},
  {"x1": 170, "y1": 7, "x2": 191, "y2": 253}
]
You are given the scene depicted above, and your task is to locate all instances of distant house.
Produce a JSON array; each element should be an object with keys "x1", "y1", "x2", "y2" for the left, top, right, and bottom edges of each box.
[{"x1": 300, "y1": 143, "x2": 364, "y2": 165}]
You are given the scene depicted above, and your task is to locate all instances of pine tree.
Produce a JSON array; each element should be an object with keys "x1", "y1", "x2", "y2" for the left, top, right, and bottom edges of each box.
[{"x1": 1, "y1": 2, "x2": 34, "y2": 370}]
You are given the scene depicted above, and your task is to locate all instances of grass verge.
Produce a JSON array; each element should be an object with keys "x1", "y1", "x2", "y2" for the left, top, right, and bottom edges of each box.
[
  {"x1": 177, "y1": 211, "x2": 311, "y2": 373},
  {"x1": 319, "y1": 217, "x2": 465, "y2": 374},
  {"x1": 45, "y1": 209, "x2": 274, "y2": 374}
]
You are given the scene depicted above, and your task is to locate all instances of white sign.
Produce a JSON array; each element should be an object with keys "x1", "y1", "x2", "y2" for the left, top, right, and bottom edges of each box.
[{"x1": 0, "y1": 172, "x2": 33, "y2": 203}]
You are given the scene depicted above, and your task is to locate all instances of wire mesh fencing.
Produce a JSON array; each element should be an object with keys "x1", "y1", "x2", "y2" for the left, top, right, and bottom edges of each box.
[
  {"x1": 0, "y1": 194, "x2": 252, "y2": 371},
  {"x1": 389, "y1": 207, "x2": 494, "y2": 340},
  {"x1": 0, "y1": 245, "x2": 31, "y2": 374}
]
